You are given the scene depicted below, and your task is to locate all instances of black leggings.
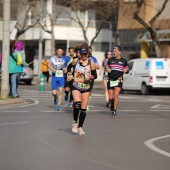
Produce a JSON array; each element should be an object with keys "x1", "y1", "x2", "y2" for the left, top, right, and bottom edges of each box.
[{"x1": 73, "y1": 101, "x2": 86, "y2": 128}]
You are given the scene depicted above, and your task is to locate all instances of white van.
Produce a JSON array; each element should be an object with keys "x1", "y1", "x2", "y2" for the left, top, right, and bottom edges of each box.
[{"x1": 123, "y1": 58, "x2": 170, "y2": 94}]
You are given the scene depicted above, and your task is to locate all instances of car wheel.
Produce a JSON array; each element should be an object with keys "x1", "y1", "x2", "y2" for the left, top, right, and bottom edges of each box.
[
  {"x1": 26, "y1": 81, "x2": 32, "y2": 85},
  {"x1": 141, "y1": 83, "x2": 148, "y2": 95}
]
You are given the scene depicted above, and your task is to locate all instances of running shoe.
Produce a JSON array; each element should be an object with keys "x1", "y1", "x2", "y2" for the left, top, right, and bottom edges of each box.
[
  {"x1": 86, "y1": 106, "x2": 89, "y2": 111},
  {"x1": 78, "y1": 128, "x2": 85, "y2": 135},
  {"x1": 64, "y1": 94, "x2": 68, "y2": 101},
  {"x1": 54, "y1": 95, "x2": 58, "y2": 105},
  {"x1": 56, "y1": 105, "x2": 61, "y2": 111},
  {"x1": 68, "y1": 102, "x2": 73, "y2": 107},
  {"x1": 110, "y1": 103, "x2": 114, "y2": 111},
  {"x1": 72, "y1": 122, "x2": 78, "y2": 133},
  {"x1": 105, "y1": 102, "x2": 109, "y2": 108},
  {"x1": 112, "y1": 110, "x2": 117, "y2": 117}
]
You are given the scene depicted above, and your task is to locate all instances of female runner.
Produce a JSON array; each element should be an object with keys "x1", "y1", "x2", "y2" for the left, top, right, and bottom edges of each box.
[{"x1": 67, "y1": 44, "x2": 97, "y2": 135}]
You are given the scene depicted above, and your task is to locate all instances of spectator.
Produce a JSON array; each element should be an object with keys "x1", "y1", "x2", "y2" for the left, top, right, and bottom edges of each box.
[
  {"x1": 15, "y1": 41, "x2": 28, "y2": 91},
  {"x1": 41, "y1": 57, "x2": 50, "y2": 83},
  {"x1": 0, "y1": 53, "x2": 2, "y2": 73},
  {"x1": 9, "y1": 40, "x2": 19, "y2": 98}
]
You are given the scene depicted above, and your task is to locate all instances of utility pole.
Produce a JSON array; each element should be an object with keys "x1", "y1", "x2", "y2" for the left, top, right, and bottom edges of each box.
[
  {"x1": 1, "y1": 0, "x2": 10, "y2": 99},
  {"x1": 38, "y1": 19, "x2": 43, "y2": 80}
]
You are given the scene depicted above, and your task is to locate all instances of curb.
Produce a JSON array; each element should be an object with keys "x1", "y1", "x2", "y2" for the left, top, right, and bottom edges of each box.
[{"x1": 0, "y1": 98, "x2": 24, "y2": 106}]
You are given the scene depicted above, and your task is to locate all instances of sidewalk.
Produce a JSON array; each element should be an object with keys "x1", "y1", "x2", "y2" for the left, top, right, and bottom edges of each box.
[
  {"x1": 0, "y1": 98, "x2": 24, "y2": 106},
  {"x1": 0, "y1": 81, "x2": 103, "y2": 106}
]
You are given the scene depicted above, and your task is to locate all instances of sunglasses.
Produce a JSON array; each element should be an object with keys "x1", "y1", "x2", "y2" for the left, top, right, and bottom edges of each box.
[{"x1": 113, "y1": 46, "x2": 122, "y2": 52}]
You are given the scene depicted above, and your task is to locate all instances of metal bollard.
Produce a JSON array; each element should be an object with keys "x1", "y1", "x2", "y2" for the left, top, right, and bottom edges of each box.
[{"x1": 39, "y1": 74, "x2": 45, "y2": 91}]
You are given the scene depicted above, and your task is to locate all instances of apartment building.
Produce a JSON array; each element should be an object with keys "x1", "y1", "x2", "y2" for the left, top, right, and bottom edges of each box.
[{"x1": 118, "y1": 0, "x2": 170, "y2": 59}]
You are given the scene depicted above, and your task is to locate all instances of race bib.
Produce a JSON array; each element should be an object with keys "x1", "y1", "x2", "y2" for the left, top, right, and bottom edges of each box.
[
  {"x1": 78, "y1": 83, "x2": 90, "y2": 89},
  {"x1": 55, "y1": 70, "x2": 63, "y2": 77},
  {"x1": 104, "y1": 71, "x2": 108, "y2": 76},
  {"x1": 110, "y1": 80, "x2": 118, "y2": 87}
]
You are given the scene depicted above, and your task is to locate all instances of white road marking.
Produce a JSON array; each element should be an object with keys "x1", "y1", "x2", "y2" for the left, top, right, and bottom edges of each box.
[
  {"x1": 15, "y1": 99, "x2": 39, "y2": 107},
  {"x1": 150, "y1": 110, "x2": 170, "y2": 112},
  {"x1": 3, "y1": 111, "x2": 29, "y2": 112},
  {"x1": 144, "y1": 135, "x2": 170, "y2": 158},
  {"x1": 43, "y1": 111, "x2": 63, "y2": 112},
  {"x1": 42, "y1": 109, "x2": 140, "y2": 112},
  {"x1": 151, "y1": 105, "x2": 170, "y2": 109},
  {"x1": 0, "y1": 122, "x2": 28, "y2": 126}
]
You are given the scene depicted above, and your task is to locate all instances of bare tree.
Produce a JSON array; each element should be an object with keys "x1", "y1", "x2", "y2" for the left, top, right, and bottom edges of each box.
[
  {"x1": 65, "y1": 0, "x2": 117, "y2": 46},
  {"x1": 36, "y1": 0, "x2": 69, "y2": 55},
  {"x1": 14, "y1": 0, "x2": 42, "y2": 40},
  {"x1": 134, "y1": 0, "x2": 168, "y2": 58}
]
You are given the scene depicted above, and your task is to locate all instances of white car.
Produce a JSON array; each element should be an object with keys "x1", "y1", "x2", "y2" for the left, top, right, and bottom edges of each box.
[{"x1": 20, "y1": 66, "x2": 34, "y2": 85}]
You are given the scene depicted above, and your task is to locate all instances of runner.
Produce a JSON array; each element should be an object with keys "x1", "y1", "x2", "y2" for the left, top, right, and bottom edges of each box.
[
  {"x1": 48, "y1": 47, "x2": 68, "y2": 111},
  {"x1": 87, "y1": 46, "x2": 99, "y2": 110},
  {"x1": 64, "y1": 47, "x2": 75, "y2": 107},
  {"x1": 106, "y1": 45, "x2": 129, "y2": 117},
  {"x1": 67, "y1": 44, "x2": 97, "y2": 135},
  {"x1": 99, "y1": 50, "x2": 112, "y2": 107}
]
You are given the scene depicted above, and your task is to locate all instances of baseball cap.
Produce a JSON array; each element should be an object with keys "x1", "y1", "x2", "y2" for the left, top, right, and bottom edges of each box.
[{"x1": 79, "y1": 48, "x2": 89, "y2": 54}]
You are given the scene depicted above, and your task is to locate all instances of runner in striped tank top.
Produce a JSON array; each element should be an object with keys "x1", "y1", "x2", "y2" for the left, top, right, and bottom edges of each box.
[{"x1": 106, "y1": 45, "x2": 129, "y2": 117}]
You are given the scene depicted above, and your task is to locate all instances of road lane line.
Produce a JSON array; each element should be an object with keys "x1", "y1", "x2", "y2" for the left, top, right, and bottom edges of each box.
[
  {"x1": 150, "y1": 110, "x2": 170, "y2": 112},
  {"x1": 0, "y1": 122, "x2": 28, "y2": 126},
  {"x1": 3, "y1": 111, "x2": 29, "y2": 112},
  {"x1": 144, "y1": 135, "x2": 170, "y2": 158}
]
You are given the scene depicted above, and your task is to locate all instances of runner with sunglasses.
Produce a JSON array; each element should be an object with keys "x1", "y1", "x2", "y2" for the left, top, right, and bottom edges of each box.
[
  {"x1": 106, "y1": 45, "x2": 129, "y2": 117},
  {"x1": 67, "y1": 44, "x2": 97, "y2": 135}
]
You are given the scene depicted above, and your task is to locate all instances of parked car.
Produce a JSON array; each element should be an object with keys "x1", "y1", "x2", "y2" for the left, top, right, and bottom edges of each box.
[{"x1": 20, "y1": 66, "x2": 34, "y2": 85}]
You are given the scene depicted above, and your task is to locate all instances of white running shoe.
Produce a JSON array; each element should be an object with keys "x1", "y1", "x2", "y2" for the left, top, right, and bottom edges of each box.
[
  {"x1": 72, "y1": 122, "x2": 78, "y2": 133},
  {"x1": 78, "y1": 127, "x2": 85, "y2": 135}
]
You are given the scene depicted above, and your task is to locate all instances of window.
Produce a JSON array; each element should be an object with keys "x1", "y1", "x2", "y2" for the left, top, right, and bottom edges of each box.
[{"x1": 128, "y1": 62, "x2": 134, "y2": 71}]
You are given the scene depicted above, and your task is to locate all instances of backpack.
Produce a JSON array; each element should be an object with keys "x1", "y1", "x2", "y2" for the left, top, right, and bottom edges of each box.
[{"x1": 11, "y1": 51, "x2": 23, "y2": 66}]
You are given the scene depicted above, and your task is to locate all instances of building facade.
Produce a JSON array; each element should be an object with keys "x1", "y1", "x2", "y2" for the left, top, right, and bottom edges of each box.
[{"x1": 118, "y1": 0, "x2": 170, "y2": 59}]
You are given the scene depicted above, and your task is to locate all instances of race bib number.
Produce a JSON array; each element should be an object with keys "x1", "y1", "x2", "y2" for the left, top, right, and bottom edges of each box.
[
  {"x1": 55, "y1": 70, "x2": 63, "y2": 77},
  {"x1": 78, "y1": 83, "x2": 90, "y2": 89},
  {"x1": 110, "y1": 80, "x2": 118, "y2": 87},
  {"x1": 104, "y1": 71, "x2": 108, "y2": 76}
]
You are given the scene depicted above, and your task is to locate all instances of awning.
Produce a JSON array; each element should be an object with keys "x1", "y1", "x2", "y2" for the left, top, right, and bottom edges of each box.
[{"x1": 135, "y1": 29, "x2": 170, "y2": 42}]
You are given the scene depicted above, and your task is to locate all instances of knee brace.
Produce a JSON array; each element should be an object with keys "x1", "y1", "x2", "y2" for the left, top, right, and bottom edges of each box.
[
  {"x1": 80, "y1": 108, "x2": 86, "y2": 112},
  {"x1": 74, "y1": 101, "x2": 81, "y2": 109}
]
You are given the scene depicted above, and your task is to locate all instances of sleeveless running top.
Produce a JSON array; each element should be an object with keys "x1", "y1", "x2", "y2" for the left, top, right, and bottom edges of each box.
[{"x1": 72, "y1": 59, "x2": 91, "y2": 91}]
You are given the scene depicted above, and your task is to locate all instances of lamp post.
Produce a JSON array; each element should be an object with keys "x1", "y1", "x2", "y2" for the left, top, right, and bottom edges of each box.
[{"x1": 1, "y1": 0, "x2": 10, "y2": 99}]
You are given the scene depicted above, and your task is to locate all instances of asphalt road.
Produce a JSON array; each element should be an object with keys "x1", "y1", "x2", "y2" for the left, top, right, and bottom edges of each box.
[{"x1": 0, "y1": 83, "x2": 170, "y2": 170}]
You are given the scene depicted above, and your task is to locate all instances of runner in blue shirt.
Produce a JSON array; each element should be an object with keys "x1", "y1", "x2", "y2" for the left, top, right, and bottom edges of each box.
[
  {"x1": 48, "y1": 47, "x2": 69, "y2": 110},
  {"x1": 64, "y1": 47, "x2": 75, "y2": 107}
]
